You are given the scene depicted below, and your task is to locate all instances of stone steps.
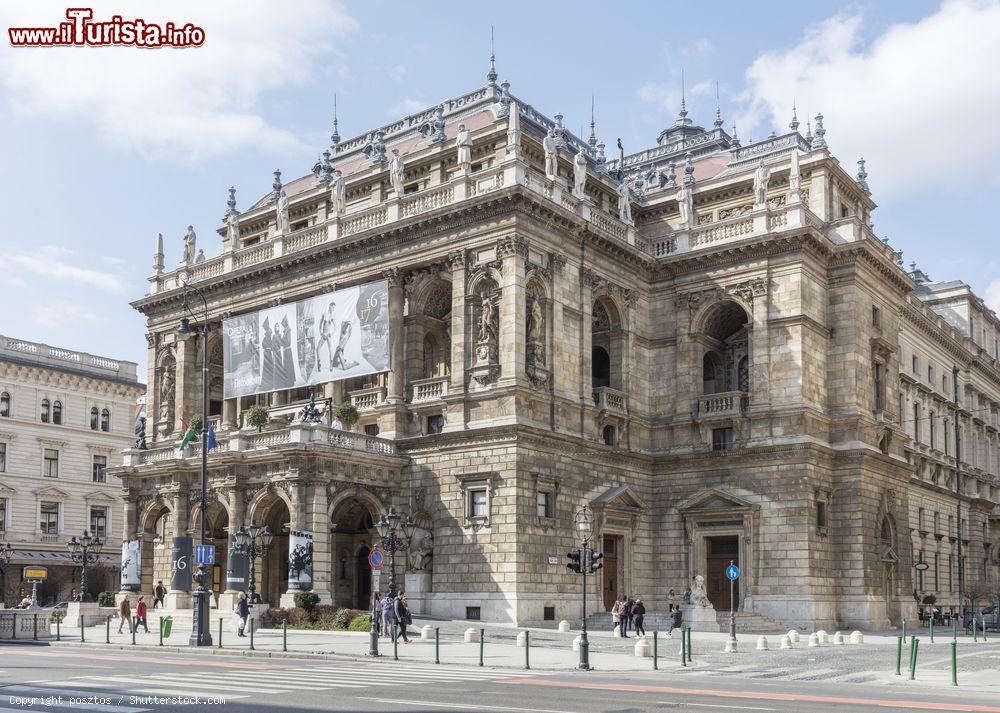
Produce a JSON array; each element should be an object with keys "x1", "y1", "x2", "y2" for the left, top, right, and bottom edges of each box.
[{"x1": 585, "y1": 609, "x2": 786, "y2": 633}]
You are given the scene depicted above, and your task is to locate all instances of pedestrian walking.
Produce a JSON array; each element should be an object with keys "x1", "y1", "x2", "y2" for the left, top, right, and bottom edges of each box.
[
  {"x1": 624, "y1": 595, "x2": 636, "y2": 636},
  {"x1": 380, "y1": 592, "x2": 393, "y2": 638},
  {"x1": 668, "y1": 604, "x2": 683, "y2": 634},
  {"x1": 133, "y1": 596, "x2": 150, "y2": 633},
  {"x1": 394, "y1": 593, "x2": 412, "y2": 643},
  {"x1": 611, "y1": 597, "x2": 622, "y2": 635},
  {"x1": 153, "y1": 581, "x2": 166, "y2": 609},
  {"x1": 634, "y1": 597, "x2": 646, "y2": 637},
  {"x1": 235, "y1": 591, "x2": 250, "y2": 637},
  {"x1": 372, "y1": 591, "x2": 382, "y2": 636},
  {"x1": 117, "y1": 596, "x2": 133, "y2": 634}
]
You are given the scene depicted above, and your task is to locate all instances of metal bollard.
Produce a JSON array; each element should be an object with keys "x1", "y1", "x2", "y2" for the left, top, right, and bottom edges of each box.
[
  {"x1": 434, "y1": 627, "x2": 440, "y2": 664},
  {"x1": 392, "y1": 622, "x2": 398, "y2": 661},
  {"x1": 974, "y1": 617, "x2": 978, "y2": 642},
  {"x1": 952, "y1": 618, "x2": 957, "y2": 642},
  {"x1": 653, "y1": 630, "x2": 658, "y2": 670},
  {"x1": 686, "y1": 628, "x2": 693, "y2": 663},
  {"x1": 33, "y1": 614, "x2": 38, "y2": 641},
  {"x1": 283, "y1": 620, "x2": 288, "y2": 652},
  {"x1": 951, "y1": 641, "x2": 958, "y2": 686},
  {"x1": 249, "y1": 618, "x2": 255, "y2": 651},
  {"x1": 895, "y1": 636, "x2": 903, "y2": 675},
  {"x1": 104, "y1": 616, "x2": 110, "y2": 644},
  {"x1": 902, "y1": 618, "x2": 907, "y2": 642},
  {"x1": 681, "y1": 628, "x2": 687, "y2": 667},
  {"x1": 56, "y1": 614, "x2": 60, "y2": 642},
  {"x1": 132, "y1": 620, "x2": 136, "y2": 646},
  {"x1": 930, "y1": 617, "x2": 934, "y2": 643},
  {"x1": 982, "y1": 616, "x2": 987, "y2": 642},
  {"x1": 908, "y1": 637, "x2": 919, "y2": 680},
  {"x1": 217, "y1": 618, "x2": 222, "y2": 648},
  {"x1": 524, "y1": 630, "x2": 530, "y2": 670},
  {"x1": 479, "y1": 628, "x2": 484, "y2": 667},
  {"x1": 159, "y1": 619, "x2": 164, "y2": 646}
]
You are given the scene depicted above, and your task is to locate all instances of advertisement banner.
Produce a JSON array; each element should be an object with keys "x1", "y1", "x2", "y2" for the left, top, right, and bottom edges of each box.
[
  {"x1": 170, "y1": 536, "x2": 193, "y2": 591},
  {"x1": 225, "y1": 534, "x2": 249, "y2": 592},
  {"x1": 223, "y1": 280, "x2": 389, "y2": 399},
  {"x1": 287, "y1": 530, "x2": 314, "y2": 591},
  {"x1": 120, "y1": 540, "x2": 141, "y2": 591}
]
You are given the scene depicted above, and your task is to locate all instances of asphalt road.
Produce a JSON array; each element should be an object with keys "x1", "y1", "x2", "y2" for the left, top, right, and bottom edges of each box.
[{"x1": 1, "y1": 644, "x2": 998, "y2": 713}]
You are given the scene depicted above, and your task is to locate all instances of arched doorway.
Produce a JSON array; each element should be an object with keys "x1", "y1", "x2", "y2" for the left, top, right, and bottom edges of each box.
[
  {"x1": 879, "y1": 514, "x2": 900, "y2": 624},
  {"x1": 140, "y1": 502, "x2": 172, "y2": 598},
  {"x1": 330, "y1": 496, "x2": 379, "y2": 609},
  {"x1": 191, "y1": 501, "x2": 229, "y2": 597},
  {"x1": 250, "y1": 495, "x2": 290, "y2": 606},
  {"x1": 698, "y1": 301, "x2": 750, "y2": 396},
  {"x1": 592, "y1": 347, "x2": 610, "y2": 388}
]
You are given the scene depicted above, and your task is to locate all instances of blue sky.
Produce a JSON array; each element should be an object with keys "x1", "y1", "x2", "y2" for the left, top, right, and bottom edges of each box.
[{"x1": 2, "y1": 0, "x2": 998, "y2": 380}]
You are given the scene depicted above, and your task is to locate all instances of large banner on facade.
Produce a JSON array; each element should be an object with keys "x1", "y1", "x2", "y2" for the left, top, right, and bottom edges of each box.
[
  {"x1": 225, "y1": 534, "x2": 249, "y2": 592},
  {"x1": 120, "y1": 540, "x2": 141, "y2": 591},
  {"x1": 287, "y1": 530, "x2": 314, "y2": 591},
  {"x1": 171, "y1": 536, "x2": 193, "y2": 592},
  {"x1": 222, "y1": 280, "x2": 389, "y2": 399}
]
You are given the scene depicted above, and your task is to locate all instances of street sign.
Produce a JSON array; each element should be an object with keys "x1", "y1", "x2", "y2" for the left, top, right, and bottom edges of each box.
[
  {"x1": 914, "y1": 561, "x2": 929, "y2": 571},
  {"x1": 22, "y1": 566, "x2": 47, "y2": 581},
  {"x1": 547, "y1": 556, "x2": 559, "y2": 565},
  {"x1": 194, "y1": 544, "x2": 216, "y2": 566},
  {"x1": 726, "y1": 564, "x2": 740, "y2": 581},
  {"x1": 368, "y1": 548, "x2": 384, "y2": 570},
  {"x1": 372, "y1": 570, "x2": 381, "y2": 591}
]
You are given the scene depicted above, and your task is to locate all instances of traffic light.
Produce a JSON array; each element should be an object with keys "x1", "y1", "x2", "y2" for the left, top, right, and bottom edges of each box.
[
  {"x1": 566, "y1": 549, "x2": 582, "y2": 573},
  {"x1": 588, "y1": 550, "x2": 604, "y2": 574}
]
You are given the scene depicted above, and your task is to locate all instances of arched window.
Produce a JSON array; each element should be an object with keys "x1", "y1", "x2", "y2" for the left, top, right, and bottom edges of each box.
[
  {"x1": 591, "y1": 346, "x2": 610, "y2": 388},
  {"x1": 52, "y1": 400, "x2": 62, "y2": 425},
  {"x1": 702, "y1": 352, "x2": 722, "y2": 394},
  {"x1": 40, "y1": 399, "x2": 50, "y2": 423},
  {"x1": 90, "y1": 407, "x2": 99, "y2": 430},
  {"x1": 100, "y1": 408, "x2": 111, "y2": 432},
  {"x1": 0, "y1": 392, "x2": 9, "y2": 417}
]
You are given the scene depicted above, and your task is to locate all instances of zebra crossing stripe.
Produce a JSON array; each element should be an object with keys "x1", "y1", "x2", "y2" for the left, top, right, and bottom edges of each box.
[
  {"x1": 75, "y1": 675, "x2": 286, "y2": 694},
  {"x1": 2, "y1": 685, "x2": 153, "y2": 709}
]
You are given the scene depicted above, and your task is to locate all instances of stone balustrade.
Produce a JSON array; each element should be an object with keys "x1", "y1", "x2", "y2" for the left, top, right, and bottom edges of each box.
[
  {"x1": 593, "y1": 386, "x2": 628, "y2": 415},
  {"x1": 0, "y1": 335, "x2": 137, "y2": 380},
  {"x1": 696, "y1": 391, "x2": 749, "y2": 420},
  {"x1": 350, "y1": 386, "x2": 386, "y2": 411},
  {"x1": 411, "y1": 376, "x2": 449, "y2": 403}
]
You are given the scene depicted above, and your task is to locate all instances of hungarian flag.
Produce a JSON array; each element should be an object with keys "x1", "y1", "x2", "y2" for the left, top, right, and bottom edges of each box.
[{"x1": 177, "y1": 420, "x2": 197, "y2": 450}]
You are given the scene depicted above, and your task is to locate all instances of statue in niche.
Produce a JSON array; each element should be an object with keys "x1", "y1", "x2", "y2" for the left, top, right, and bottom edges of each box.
[
  {"x1": 753, "y1": 160, "x2": 770, "y2": 207},
  {"x1": 478, "y1": 293, "x2": 497, "y2": 344},
  {"x1": 181, "y1": 226, "x2": 197, "y2": 265},
  {"x1": 156, "y1": 367, "x2": 175, "y2": 437},
  {"x1": 687, "y1": 575, "x2": 711, "y2": 607},
  {"x1": 526, "y1": 295, "x2": 544, "y2": 345},
  {"x1": 407, "y1": 531, "x2": 433, "y2": 572}
]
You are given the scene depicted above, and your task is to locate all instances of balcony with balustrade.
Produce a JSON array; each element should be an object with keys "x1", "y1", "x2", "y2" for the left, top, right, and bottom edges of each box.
[
  {"x1": 695, "y1": 391, "x2": 749, "y2": 421},
  {"x1": 349, "y1": 386, "x2": 386, "y2": 412},
  {"x1": 410, "y1": 376, "x2": 449, "y2": 404},
  {"x1": 593, "y1": 386, "x2": 628, "y2": 416}
]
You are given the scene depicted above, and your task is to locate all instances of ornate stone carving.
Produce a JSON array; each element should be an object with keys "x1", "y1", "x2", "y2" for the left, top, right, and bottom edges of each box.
[
  {"x1": 719, "y1": 204, "x2": 753, "y2": 220},
  {"x1": 496, "y1": 235, "x2": 528, "y2": 259},
  {"x1": 525, "y1": 285, "x2": 548, "y2": 389},
  {"x1": 382, "y1": 267, "x2": 403, "y2": 287},
  {"x1": 727, "y1": 278, "x2": 768, "y2": 303},
  {"x1": 449, "y1": 250, "x2": 466, "y2": 270}
]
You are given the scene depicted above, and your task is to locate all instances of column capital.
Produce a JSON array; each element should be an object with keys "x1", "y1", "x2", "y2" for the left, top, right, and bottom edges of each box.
[
  {"x1": 496, "y1": 234, "x2": 528, "y2": 259},
  {"x1": 382, "y1": 267, "x2": 404, "y2": 287}
]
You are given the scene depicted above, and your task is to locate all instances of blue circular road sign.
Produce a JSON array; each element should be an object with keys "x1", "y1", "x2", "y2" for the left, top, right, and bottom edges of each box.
[
  {"x1": 368, "y1": 548, "x2": 384, "y2": 570},
  {"x1": 726, "y1": 564, "x2": 740, "y2": 581}
]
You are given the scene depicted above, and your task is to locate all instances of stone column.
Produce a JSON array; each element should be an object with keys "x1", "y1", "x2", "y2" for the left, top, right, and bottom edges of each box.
[
  {"x1": 166, "y1": 491, "x2": 191, "y2": 608},
  {"x1": 384, "y1": 268, "x2": 406, "y2": 404},
  {"x1": 217, "y1": 487, "x2": 245, "y2": 613},
  {"x1": 310, "y1": 484, "x2": 333, "y2": 604},
  {"x1": 174, "y1": 336, "x2": 198, "y2": 435},
  {"x1": 579, "y1": 280, "x2": 595, "y2": 438},
  {"x1": 497, "y1": 236, "x2": 528, "y2": 387},
  {"x1": 222, "y1": 399, "x2": 237, "y2": 430},
  {"x1": 123, "y1": 498, "x2": 139, "y2": 541},
  {"x1": 449, "y1": 251, "x2": 467, "y2": 391},
  {"x1": 279, "y1": 482, "x2": 309, "y2": 608}
]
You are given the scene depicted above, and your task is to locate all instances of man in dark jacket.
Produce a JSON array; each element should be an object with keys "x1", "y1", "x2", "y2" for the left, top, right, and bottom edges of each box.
[
  {"x1": 153, "y1": 581, "x2": 166, "y2": 609},
  {"x1": 393, "y1": 593, "x2": 411, "y2": 643},
  {"x1": 633, "y1": 598, "x2": 646, "y2": 637}
]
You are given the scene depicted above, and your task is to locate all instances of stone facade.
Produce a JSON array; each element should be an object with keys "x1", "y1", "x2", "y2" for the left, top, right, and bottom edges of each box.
[
  {"x1": 112, "y1": 76, "x2": 1000, "y2": 629},
  {"x1": 0, "y1": 335, "x2": 142, "y2": 604}
]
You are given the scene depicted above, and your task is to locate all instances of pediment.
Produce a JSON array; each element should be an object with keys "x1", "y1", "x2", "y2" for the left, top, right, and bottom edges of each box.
[
  {"x1": 591, "y1": 485, "x2": 646, "y2": 512},
  {"x1": 677, "y1": 488, "x2": 757, "y2": 514},
  {"x1": 34, "y1": 485, "x2": 71, "y2": 499},
  {"x1": 83, "y1": 490, "x2": 118, "y2": 503}
]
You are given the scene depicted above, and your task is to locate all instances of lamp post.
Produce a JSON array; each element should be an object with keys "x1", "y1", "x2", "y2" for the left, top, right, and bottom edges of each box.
[
  {"x1": 371, "y1": 506, "x2": 414, "y2": 657},
  {"x1": 232, "y1": 521, "x2": 273, "y2": 611},
  {"x1": 179, "y1": 278, "x2": 213, "y2": 646},
  {"x1": 575, "y1": 505, "x2": 593, "y2": 671},
  {"x1": 0, "y1": 542, "x2": 13, "y2": 607},
  {"x1": 67, "y1": 530, "x2": 103, "y2": 603}
]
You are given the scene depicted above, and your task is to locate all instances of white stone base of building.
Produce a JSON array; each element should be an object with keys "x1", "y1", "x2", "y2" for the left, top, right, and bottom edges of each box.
[
  {"x1": 62, "y1": 601, "x2": 106, "y2": 629},
  {"x1": 404, "y1": 572, "x2": 432, "y2": 615},
  {"x1": 681, "y1": 604, "x2": 721, "y2": 632}
]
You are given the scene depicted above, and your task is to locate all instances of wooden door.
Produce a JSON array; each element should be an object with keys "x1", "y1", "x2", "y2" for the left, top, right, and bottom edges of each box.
[
  {"x1": 706, "y1": 536, "x2": 739, "y2": 611},
  {"x1": 602, "y1": 535, "x2": 619, "y2": 611},
  {"x1": 356, "y1": 547, "x2": 372, "y2": 608}
]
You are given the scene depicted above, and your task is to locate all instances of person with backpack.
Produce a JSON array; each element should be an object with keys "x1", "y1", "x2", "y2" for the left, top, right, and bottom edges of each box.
[
  {"x1": 624, "y1": 596, "x2": 636, "y2": 636},
  {"x1": 117, "y1": 596, "x2": 132, "y2": 634},
  {"x1": 380, "y1": 592, "x2": 393, "y2": 639},
  {"x1": 667, "y1": 604, "x2": 683, "y2": 634},
  {"x1": 393, "y1": 593, "x2": 412, "y2": 644},
  {"x1": 235, "y1": 591, "x2": 250, "y2": 637},
  {"x1": 633, "y1": 597, "x2": 646, "y2": 637},
  {"x1": 153, "y1": 581, "x2": 166, "y2": 609}
]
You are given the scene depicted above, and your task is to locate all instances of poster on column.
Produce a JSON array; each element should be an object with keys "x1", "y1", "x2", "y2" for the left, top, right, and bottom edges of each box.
[
  {"x1": 171, "y1": 536, "x2": 193, "y2": 591},
  {"x1": 120, "y1": 540, "x2": 141, "y2": 591},
  {"x1": 287, "y1": 530, "x2": 314, "y2": 591},
  {"x1": 222, "y1": 280, "x2": 389, "y2": 399},
  {"x1": 225, "y1": 534, "x2": 249, "y2": 591}
]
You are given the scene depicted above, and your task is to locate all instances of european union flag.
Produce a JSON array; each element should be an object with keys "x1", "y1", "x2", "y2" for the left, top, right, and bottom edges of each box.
[{"x1": 206, "y1": 423, "x2": 218, "y2": 453}]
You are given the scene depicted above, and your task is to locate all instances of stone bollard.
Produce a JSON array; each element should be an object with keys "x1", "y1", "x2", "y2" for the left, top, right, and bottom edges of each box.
[
  {"x1": 808, "y1": 633, "x2": 820, "y2": 647},
  {"x1": 612, "y1": 626, "x2": 622, "y2": 638},
  {"x1": 516, "y1": 631, "x2": 528, "y2": 648},
  {"x1": 421, "y1": 625, "x2": 435, "y2": 640},
  {"x1": 833, "y1": 631, "x2": 845, "y2": 646},
  {"x1": 780, "y1": 634, "x2": 792, "y2": 650},
  {"x1": 787, "y1": 629, "x2": 800, "y2": 644},
  {"x1": 558, "y1": 620, "x2": 571, "y2": 633},
  {"x1": 572, "y1": 635, "x2": 582, "y2": 652},
  {"x1": 850, "y1": 631, "x2": 864, "y2": 645},
  {"x1": 756, "y1": 636, "x2": 769, "y2": 651},
  {"x1": 816, "y1": 630, "x2": 828, "y2": 645},
  {"x1": 464, "y1": 628, "x2": 478, "y2": 643},
  {"x1": 635, "y1": 637, "x2": 652, "y2": 657}
]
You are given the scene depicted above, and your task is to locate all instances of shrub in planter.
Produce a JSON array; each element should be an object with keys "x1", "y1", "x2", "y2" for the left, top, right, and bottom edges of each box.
[
  {"x1": 314, "y1": 605, "x2": 337, "y2": 628},
  {"x1": 332, "y1": 607, "x2": 353, "y2": 629},
  {"x1": 331, "y1": 403, "x2": 359, "y2": 431},
  {"x1": 187, "y1": 416, "x2": 203, "y2": 436},
  {"x1": 922, "y1": 594, "x2": 937, "y2": 606},
  {"x1": 287, "y1": 607, "x2": 312, "y2": 627},
  {"x1": 294, "y1": 591, "x2": 320, "y2": 612},
  {"x1": 97, "y1": 591, "x2": 116, "y2": 607},
  {"x1": 348, "y1": 614, "x2": 371, "y2": 632},
  {"x1": 246, "y1": 405, "x2": 269, "y2": 432},
  {"x1": 262, "y1": 608, "x2": 289, "y2": 627}
]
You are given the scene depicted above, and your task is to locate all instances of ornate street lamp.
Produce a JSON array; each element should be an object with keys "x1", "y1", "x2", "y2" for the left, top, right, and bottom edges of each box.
[
  {"x1": 370, "y1": 506, "x2": 415, "y2": 657},
  {"x1": 233, "y1": 521, "x2": 272, "y2": 608},
  {"x1": 67, "y1": 530, "x2": 103, "y2": 603},
  {"x1": 179, "y1": 278, "x2": 213, "y2": 646},
  {"x1": 574, "y1": 505, "x2": 595, "y2": 671},
  {"x1": 0, "y1": 542, "x2": 13, "y2": 607}
]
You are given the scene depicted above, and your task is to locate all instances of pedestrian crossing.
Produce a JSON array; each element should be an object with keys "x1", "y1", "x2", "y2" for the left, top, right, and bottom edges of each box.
[
  {"x1": 7, "y1": 661, "x2": 550, "y2": 707},
  {"x1": 678, "y1": 662, "x2": 877, "y2": 684}
]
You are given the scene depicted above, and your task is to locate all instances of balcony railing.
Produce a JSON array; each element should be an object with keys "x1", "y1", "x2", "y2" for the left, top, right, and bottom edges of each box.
[
  {"x1": 350, "y1": 386, "x2": 386, "y2": 411},
  {"x1": 696, "y1": 391, "x2": 749, "y2": 420},
  {"x1": 411, "y1": 376, "x2": 449, "y2": 403},
  {"x1": 593, "y1": 386, "x2": 628, "y2": 415}
]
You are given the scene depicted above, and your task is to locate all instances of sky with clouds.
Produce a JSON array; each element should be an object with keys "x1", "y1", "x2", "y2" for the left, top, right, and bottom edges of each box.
[{"x1": 2, "y1": 0, "x2": 998, "y2": 381}]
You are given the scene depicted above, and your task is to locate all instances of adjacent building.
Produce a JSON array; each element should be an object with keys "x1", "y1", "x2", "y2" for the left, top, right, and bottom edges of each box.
[
  {"x1": 0, "y1": 335, "x2": 143, "y2": 604},
  {"x1": 112, "y1": 65, "x2": 1000, "y2": 630}
]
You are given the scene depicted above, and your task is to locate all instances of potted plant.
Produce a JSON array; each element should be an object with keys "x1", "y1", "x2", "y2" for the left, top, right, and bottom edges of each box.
[
  {"x1": 246, "y1": 405, "x2": 269, "y2": 432},
  {"x1": 188, "y1": 415, "x2": 203, "y2": 437},
  {"x1": 331, "y1": 402, "x2": 359, "y2": 431}
]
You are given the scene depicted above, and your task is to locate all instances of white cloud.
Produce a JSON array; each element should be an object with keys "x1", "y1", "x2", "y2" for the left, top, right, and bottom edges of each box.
[
  {"x1": 636, "y1": 81, "x2": 680, "y2": 114},
  {"x1": 10, "y1": 246, "x2": 126, "y2": 292},
  {"x1": 986, "y1": 279, "x2": 1000, "y2": 313},
  {"x1": 740, "y1": 0, "x2": 1000, "y2": 199},
  {"x1": 0, "y1": 1, "x2": 357, "y2": 160},
  {"x1": 31, "y1": 301, "x2": 100, "y2": 329},
  {"x1": 386, "y1": 98, "x2": 426, "y2": 117}
]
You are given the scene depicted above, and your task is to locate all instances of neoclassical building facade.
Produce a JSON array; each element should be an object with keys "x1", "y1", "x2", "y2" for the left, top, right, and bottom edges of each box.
[{"x1": 112, "y1": 69, "x2": 1000, "y2": 629}]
